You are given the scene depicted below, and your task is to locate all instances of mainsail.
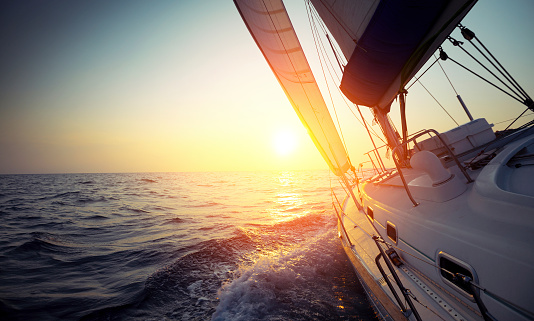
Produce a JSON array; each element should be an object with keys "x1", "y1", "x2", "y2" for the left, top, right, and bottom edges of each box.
[
  {"x1": 234, "y1": 0, "x2": 351, "y2": 176},
  {"x1": 311, "y1": 0, "x2": 477, "y2": 109}
]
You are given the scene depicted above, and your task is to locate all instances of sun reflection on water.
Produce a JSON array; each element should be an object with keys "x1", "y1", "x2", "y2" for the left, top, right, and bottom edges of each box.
[{"x1": 267, "y1": 172, "x2": 310, "y2": 223}]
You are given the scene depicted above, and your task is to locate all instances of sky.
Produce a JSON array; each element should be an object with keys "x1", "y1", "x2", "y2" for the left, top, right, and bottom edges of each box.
[{"x1": 0, "y1": 0, "x2": 533, "y2": 174}]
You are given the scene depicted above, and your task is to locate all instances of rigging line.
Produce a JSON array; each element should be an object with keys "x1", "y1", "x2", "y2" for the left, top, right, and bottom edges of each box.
[
  {"x1": 449, "y1": 37, "x2": 528, "y2": 103},
  {"x1": 305, "y1": 6, "x2": 385, "y2": 145},
  {"x1": 310, "y1": 27, "x2": 386, "y2": 145},
  {"x1": 459, "y1": 25, "x2": 531, "y2": 100},
  {"x1": 406, "y1": 56, "x2": 440, "y2": 91},
  {"x1": 435, "y1": 53, "x2": 458, "y2": 96},
  {"x1": 308, "y1": 7, "x2": 345, "y2": 82},
  {"x1": 503, "y1": 107, "x2": 531, "y2": 131},
  {"x1": 449, "y1": 38, "x2": 525, "y2": 102},
  {"x1": 448, "y1": 56, "x2": 525, "y2": 104},
  {"x1": 355, "y1": 104, "x2": 386, "y2": 171},
  {"x1": 495, "y1": 113, "x2": 534, "y2": 125},
  {"x1": 326, "y1": 34, "x2": 344, "y2": 73},
  {"x1": 308, "y1": 2, "x2": 386, "y2": 156},
  {"x1": 307, "y1": 2, "x2": 386, "y2": 153},
  {"x1": 414, "y1": 78, "x2": 460, "y2": 126},
  {"x1": 464, "y1": 38, "x2": 527, "y2": 99},
  {"x1": 307, "y1": 1, "x2": 350, "y2": 159},
  {"x1": 308, "y1": 6, "x2": 343, "y2": 89},
  {"x1": 308, "y1": 5, "x2": 346, "y2": 67},
  {"x1": 310, "y1": 0, "x2": 355, "y2": 42}
]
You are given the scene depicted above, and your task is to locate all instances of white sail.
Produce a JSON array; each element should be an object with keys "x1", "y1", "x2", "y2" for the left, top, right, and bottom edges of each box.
[
  {"x1": 234, "y1": 0, "x2": 351, "y2": 176},
  {"x1": 310, "y1": 0, "x2": 380, "y2": 62},
  {"x1": 310, "y1": 0, "x2": 477, "y2": 109}
]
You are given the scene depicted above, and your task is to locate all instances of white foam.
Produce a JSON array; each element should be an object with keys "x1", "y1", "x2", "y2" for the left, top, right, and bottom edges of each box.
[{"x1": 211, "y1": 229, "x2": 335, "y2": 320}]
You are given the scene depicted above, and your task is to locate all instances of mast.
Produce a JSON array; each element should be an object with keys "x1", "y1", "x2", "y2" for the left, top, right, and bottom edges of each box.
[{"x1": 372, "y1": 105, "x2": 406, "y2": 165}]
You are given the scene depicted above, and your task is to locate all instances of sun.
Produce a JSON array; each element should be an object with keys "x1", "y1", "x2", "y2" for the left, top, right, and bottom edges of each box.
[{"x1": 273, "y1": 130, "x2": 298, "y2": 156}]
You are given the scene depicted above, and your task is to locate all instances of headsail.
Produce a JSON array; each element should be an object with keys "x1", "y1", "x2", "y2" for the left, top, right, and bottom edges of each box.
[
  {"x1": 311, "y1": 0, "x2": 477, "y2": 109},
  {"x1": 234, "y1": 0, "x2": 351, "y2": 176}
]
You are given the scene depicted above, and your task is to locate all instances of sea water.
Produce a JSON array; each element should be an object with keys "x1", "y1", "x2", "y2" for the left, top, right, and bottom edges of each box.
[{"x1": 0, "y1": 171, "x2": 377, "y2": 320}]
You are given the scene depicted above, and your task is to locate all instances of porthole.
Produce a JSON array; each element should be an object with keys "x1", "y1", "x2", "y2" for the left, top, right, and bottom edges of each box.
[
  {"x1": 386, "y1": 221, "x2": 397, "y2": 244},
  {"x1": 438, "y1": 252, "x2": 478, "y2": 299},
  {"x1": 367, "y1": 207, "x2": 374, "y2": 221}
]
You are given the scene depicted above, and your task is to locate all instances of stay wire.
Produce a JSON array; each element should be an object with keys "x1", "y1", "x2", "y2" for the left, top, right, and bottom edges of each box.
[
  {"x1": 459, "y1": 24, "x2": 531, "y2": 101},
  {"x1": 449, "y1": 37, "x2": 525, "y2": 102},
  {"x1": 504, "y1": 107, "x2": 531, "y2": 131},
  {"x1": 494, "y1": 111, "x2": 534, "y2": 126},
  {"x1": 306, "y1": 2, "x2": 349, "y2": 159},
  {"x1": 447, "y1": 56, "x2": 524, "y2": 105},
  {"x1": 306, "y1": 2, "x2": 385, "y2": 146},
  {"x1": 307, "y1": 4, "x2": 385, "y2": 146},
  {"x1": 406, "y1": 56, "x2": 440, "y2": 91},
  {"x1": 415, "y1": 77, "x2": 459, "y2": 127},
  {"x1": 436, "y1": 53, "x2": 459, "y2": 96}
]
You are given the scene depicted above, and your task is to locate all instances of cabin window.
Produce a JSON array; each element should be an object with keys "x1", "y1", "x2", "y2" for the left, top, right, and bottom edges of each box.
[
  {"x1": 386, "y1": 221, "x2": 397, "y2": 244},
  {"x1": 367, "y1": 207, "x2": 374, "y2": 221},
  {"x1": 438, "y1": 252, "x2": 477, "y2": 298}
]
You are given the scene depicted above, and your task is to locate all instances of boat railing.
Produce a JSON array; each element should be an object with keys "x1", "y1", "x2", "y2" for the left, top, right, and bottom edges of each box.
[
  {"x1": 359, "y1": 142, "x2": 391, "y2": 180},
  {"x1": 391, "y1": 129, "x2": 474, "y2": 207}
]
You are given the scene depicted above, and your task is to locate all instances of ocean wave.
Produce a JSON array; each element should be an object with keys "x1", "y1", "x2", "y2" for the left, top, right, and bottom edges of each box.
[
  {"x1": 8, "y1": 232, "x2": 79, "y2": 258},
  {"x1": 0, "y1": 171, "x2": 367, "y2": 321},
  {"x1": 140, "y1": 178, "x2": 157, "y2": 183},
  {"x1": 212, "y1": 228, "x2": 370, "y2": 321},
  {"x1": 166, "y1": 217, "x2": 185, "y2": 224},
  {"x1": 52, "y1": 191, "x2": 81, "y2": 199},
  {"x1": 83, "y1": 214, "x2": 109, "y2": 220},
  {"x1": 185, "y1": 201, "x2": 222, "y2": 208},
  {"x1": 76, "y1": 196, "x2": 111, "y2": 204},
  {"x1": 119, "y1": 206, "x2": 150, "y2": 214},
  {"x1": 125, "y1": 235, "x2": 255, "y2": 319}
]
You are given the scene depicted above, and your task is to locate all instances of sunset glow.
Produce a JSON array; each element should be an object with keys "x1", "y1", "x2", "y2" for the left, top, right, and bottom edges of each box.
[
  {"x1": 0, "y1": 1, "x2": 532, "y2": 174},
  {"x1": 273, "y1": 130, "x2": 298, "y2": 156}
]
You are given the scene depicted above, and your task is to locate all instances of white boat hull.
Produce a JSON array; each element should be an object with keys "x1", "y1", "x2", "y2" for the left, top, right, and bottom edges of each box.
[{"x1": 337, "y1": 131, "x2": 534, "y2": 321}]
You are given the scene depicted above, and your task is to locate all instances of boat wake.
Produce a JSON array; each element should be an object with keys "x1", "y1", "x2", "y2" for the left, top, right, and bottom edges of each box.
[{"x1": 80, "y1": 212, "x2": 375, "y2": 320}]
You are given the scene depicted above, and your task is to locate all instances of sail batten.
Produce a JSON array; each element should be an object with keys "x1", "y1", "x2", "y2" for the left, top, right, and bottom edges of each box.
[{"x1": 234, "y1": 0, "x2": 351, "y2": 176}]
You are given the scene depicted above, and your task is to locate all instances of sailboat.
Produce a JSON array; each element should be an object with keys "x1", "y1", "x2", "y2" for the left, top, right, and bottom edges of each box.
[{"x1": 233, "y1": 0, "x2": 534, "y2": 320}]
